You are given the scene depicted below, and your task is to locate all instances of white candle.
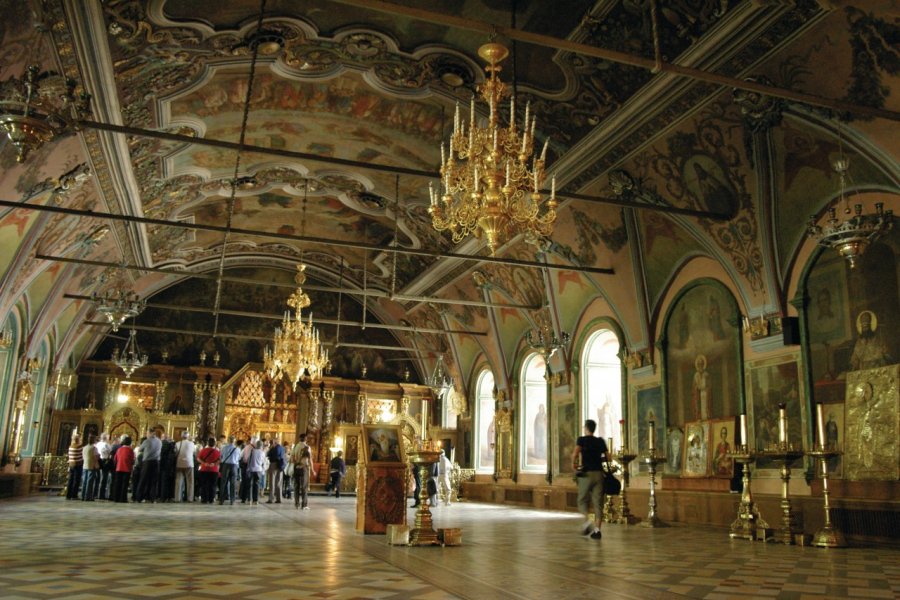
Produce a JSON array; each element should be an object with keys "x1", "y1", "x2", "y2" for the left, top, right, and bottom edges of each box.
[
  {"x1": 739, "y1": 414, "x2": 748, "y2": 447},
  {"x1": 778, "y1": 404, "x2": 787, "y2": 444},
  {"x1": 541, "y1": 138, "x2": 549, "y2": 161},
  {"x1": 505, "y1": 161, "x2": 510, "y2": 187},
  {"x1": 815, "y1": 402, "x2": 827, "y2": 449},
  {"x1": 454, "y1": 102, "x2": 460, "y2": 133},
  {"x1": 648, "y1": 420, "x2": 656, "y2": 451},
  {"x1": 607, "y1": 437, "x2": 613, "y2": 455},
  {"x1": 440, "y1": 143, "x2": 445, "y2": 167},
  {"x1": 619, "y1": 420, "x2": 626, "y2": 450},
  {"x1": 470, "y1": 98, "x2": 475, "y2": 128},
  {"x1": 551, "y1": 176, "x2": 556, "y2": 198},
  {"x1": 421, "y1": 399, "x2": 428, "y2": 439}
]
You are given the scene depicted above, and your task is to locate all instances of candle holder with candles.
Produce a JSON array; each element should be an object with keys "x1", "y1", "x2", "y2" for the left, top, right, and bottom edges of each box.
[
  {"x1": 806, "y1": 402, "x2": 847, "y2": 548},
  {"x1": 612, "y1": 444, "x2": 638, "y2": 525},
  {"x1": 727, "y1": 445, "x2": 770, "y2": 541},
  {"x1": 407, "y1": 447, "x2": 443, "y2": 546},
  {"x1": 639, "y1": 420, "x2": 666, "y2": 528},
  {"x1": 758, "y1": 445, "x2": 804, "y2": 544}
]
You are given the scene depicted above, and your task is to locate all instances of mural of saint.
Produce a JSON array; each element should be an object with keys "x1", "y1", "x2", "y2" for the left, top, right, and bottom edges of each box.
[
  {"x1": 692, "y1": 354, "x2": 710, "y2": 420},
  {"x1": 850, "y1": 311, "x2": 891, "y2": 371}
]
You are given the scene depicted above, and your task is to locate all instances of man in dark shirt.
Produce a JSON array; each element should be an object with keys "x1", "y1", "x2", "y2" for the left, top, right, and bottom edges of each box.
[
  {"x1": 571, "y1": 419, "x2": 608, "y2": 540},
  {"x1": 326, "y1": 451, "x2": 347, "y2": 498},
  {"x1": 266, "y1": 440, "x2": 286, "y2": 504}
]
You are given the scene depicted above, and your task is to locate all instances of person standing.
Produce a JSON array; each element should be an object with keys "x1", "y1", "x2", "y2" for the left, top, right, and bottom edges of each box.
[
  {"x1": 81, "y1": 434, "x2": 101, "y2": 501},
  {"x1": 96, "y1": 433, "x2": 112, "y2": 500},
  {"x1": 295, "y1": 446, "x2": 313, "y2": 510},
  {"x1": 66, "y1": 434, "x2": 84, "y2": 500},
  {"x1": 266, "y1": 439, "x2": 286, "y2": 504},
  {"x1": 174, "y1": 432, "x2": 196, "y2": 502},
  {"x1": 136, "y1": 429, "x2": 162, "y2": 503},
  {"x1": 159, "y1": 432, "x2": 177, "y2": 502},
  {"x1": 327, "y1": 451, "x2": 346, "y2": 498},
  {"x1": 111, "y1": 436, "x2": 135, "y2": 503},
  {"x1": 197, "y1": 437, "x2": 221, "y2": 504},
  {"x1": 218, "y1": 435, "x2": 240, "y2": 505},
  {"x1": 571, "y1": 419, "x2": 608, "y2": 540},
  {"x1": 247, "y1": 440, "x2": 266, "y2": 505},
  {"x1": 239, "y1": 436, "x2": 257, "y2": 504},
  {"x1": 436, "y1": 449, "x2": 453, "y2": 506}
]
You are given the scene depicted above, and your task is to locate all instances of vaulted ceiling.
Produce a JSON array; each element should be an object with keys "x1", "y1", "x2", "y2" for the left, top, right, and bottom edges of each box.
[{"x1": 1, "y1": 0, "x2": 898, "y2": 387}]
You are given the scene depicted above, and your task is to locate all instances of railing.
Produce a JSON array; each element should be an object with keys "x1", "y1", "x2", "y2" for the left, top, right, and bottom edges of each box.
[{"x1": 30, "y1": 454, "x2": 70, "y2": 488}]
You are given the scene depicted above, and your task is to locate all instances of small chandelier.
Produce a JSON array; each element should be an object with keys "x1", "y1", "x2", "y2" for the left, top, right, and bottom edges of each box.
[
  {"x1": 426, "y1": 354, "x2": 454, "y2": 394},
  {"x1": 112, "y1": 328, "x2": 148, "y2": 378},
  {"x1": 429, "y1": 42, "x2": 557, "y2": 254},
  {"x1": 0, "y1": 65, "x2": 91, "y2": 163},
  {"x1": 263, "y1": 264, "x2": 329, "y2": 390},
  {"x1": 807, "y1": 156, "x2": 893, "y2": 268},
  {"x1": 92, "y1": 288, "x2": 145, "y2": 332}
]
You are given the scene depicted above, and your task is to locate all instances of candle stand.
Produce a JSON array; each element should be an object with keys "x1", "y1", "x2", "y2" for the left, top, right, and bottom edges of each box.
[
  {"x1": 639, "y1": 450, "x2": 666, "y2": 528},
  {"x1": 806, "y1": 447, "x2": 847, "y2": 548},
  {"x1": 727, "y1": 446, "x2": 769, "y2": 540},
  {"x1": 611, "y1": 448, "x2": 638, "y2": 525},
  {"x1": 407, "y1": 448, "x2": 442, "y2": 546},
  {"x1": 758, "y1": 443, "x2": 804, "y2": 544}
]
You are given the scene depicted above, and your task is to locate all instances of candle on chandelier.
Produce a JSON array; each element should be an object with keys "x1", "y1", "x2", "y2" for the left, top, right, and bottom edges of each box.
[
  {"x1": 505, "y1": 161, "x2": 510, "y2": 187},
  {"x1": 541, "y1": 138, "x2": 549, "y2": 162},
  {"x1": 474, "y1": 167, "x2": 480, "y2": 193},
  {"x1": 551, "y1": 176, "x2": 556, "y2": 198},
  {"x1": 510, "y1": 96, "x2": 515, "y2": 128},
  {"x1": 739, "y1": 413, "x2": 748, "y2": 447},
  {"x1": 648, "y1": 420, "x2": 656, "y2": 451},
  {"x1": 533, "y1": 169, "x2": 539, "y2": 193},
  {"x1": 778, "y1": 403, "x2": 787, "y2": 444},
  {"x1": 619, "y1": 419, "x2": 626, "y2": 450},
  {"x1": 454, "y1": 102, "x2": 460, "y2": 134},
  {"x1": 815, "y1": 402, "x2": 827, "y2": 449}
]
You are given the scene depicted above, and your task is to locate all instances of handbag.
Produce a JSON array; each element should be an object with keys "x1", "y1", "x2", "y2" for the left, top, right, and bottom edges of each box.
[{"x1": 602, "y1": 454, "x2": 621, "y2": 496}]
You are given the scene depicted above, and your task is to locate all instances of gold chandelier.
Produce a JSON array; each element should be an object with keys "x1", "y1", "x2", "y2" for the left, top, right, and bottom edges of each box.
[
  {"x1": 263, "y1": 264, "x2": 329, "y2": 389},
  {"x1": 429, "y1": 42, "x2": 557, "y2": 255}
]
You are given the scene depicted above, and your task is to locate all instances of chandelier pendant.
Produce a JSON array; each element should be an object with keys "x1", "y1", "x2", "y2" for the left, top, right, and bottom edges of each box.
[
  {"x1": 263, "y1": 264, "x2": 329, "y2": 389},
  {"x1": 112, "y1": 328, "x2": 148, "y2": 378},
  {"x1": 430, "y1": 42, "x2": 557, "y2": 255},
  {"x1": 92, "y1": 289, "x2": 146, "y2": 332},
  {"x1": 0, "y1": 65, "x2": 91, "y2": 163},
  {"x1": 807, "y1": 157, "x2": 894, "y2": 268}
]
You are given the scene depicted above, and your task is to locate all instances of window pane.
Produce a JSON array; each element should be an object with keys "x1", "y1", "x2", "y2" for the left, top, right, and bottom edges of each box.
[
  {"x1": 476, "y1": 371, "x2": 495, "y2": 472},
  {"x1": 522, "y1": 354, "x2": 547, "y2": 472},
  {"x1": 583, "y1": 330, "x2": 623, "y2": 447}
]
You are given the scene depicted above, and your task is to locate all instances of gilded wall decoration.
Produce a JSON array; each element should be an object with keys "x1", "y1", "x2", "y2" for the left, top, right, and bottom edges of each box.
[
  {"x1": 844, "y1": 365, "x2": 899, "y2": 481},
  {"x1": 664, "y1": 282, "x2": 741, "y2": 427}
]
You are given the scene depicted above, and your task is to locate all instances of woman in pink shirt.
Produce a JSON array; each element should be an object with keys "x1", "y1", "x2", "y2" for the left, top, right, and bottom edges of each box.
[
  {"x1": 112, "y1": 437, "x2": 135, "y2": 503},
  {"x1": 197, "y1": 437, "x2": 221, "y2": 504}
]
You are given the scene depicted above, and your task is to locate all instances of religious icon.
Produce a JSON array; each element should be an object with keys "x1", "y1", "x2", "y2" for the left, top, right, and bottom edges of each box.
[
  {"x1": 361, "y1": 424, "x2": 404, "y2": 465},
  {"x1": 850, "y1": 311, "x2": 891, "y2": 371},
  {"x1": 682, "y1": 421, "x2": 709, "y2": 477}
]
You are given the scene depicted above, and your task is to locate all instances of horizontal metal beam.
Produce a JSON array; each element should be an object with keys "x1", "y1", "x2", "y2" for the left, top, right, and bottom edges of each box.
[
  {"x1": 66, "y1": 293, "x2": 486, "y2": 336},
  {"x1": 328, "y1": 0, "x2": 900, "y2": 123},
  {"x1": 77, "y1": 120, "x2": 729, "y2": 221},
  {"x1": 84, "y1": 321, "x2": 433, "y2": 354},
  {"x1": 45, "y1": 254, "x2": 538, "y2": 311},
  {"x1": 5, "y1": 199, "x2": 614, "y2": 275}
]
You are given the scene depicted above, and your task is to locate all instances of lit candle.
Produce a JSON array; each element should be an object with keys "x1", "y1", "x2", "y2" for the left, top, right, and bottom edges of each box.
[
  {"x1": 778, "y1": 403, "x2": 787, "y2": 444},
  {"x1": 421, "y1": 399, "x2": 428, "y2": 440},
  {"x1": 619, "y1": 419, "x2": 626, "y2": 450},
  {"x1": 648, "y1": 420, "x2": 656, "y2": 451},
  {"x1": 739, "y1": 414, "x2": 748, "y2": 448},
  {"x1": 815, "y1": 402, "x2": 827, "y2": 449}
]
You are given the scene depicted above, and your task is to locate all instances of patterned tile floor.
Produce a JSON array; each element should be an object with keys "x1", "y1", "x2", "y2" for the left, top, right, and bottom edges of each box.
[{"x1": 1, "y1": 494, "x2": 898, "y2": 599}]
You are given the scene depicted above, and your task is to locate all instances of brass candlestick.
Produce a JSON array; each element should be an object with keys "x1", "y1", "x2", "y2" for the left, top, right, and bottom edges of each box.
[
  {"x1": 806, "y1": 447, "x2": 847, "y2": 548},
  {"x1": 408, "y1": 448, "x2": 442, "y2": 546},
  {"x1": 727, "y1": 446, "x2": 769, "y2": 540},
  {"x1": 612, "y1": 448, "x2": 638, "y2": 525},
  {"x1": 759, "y1": 443, "x2": 804, "y2": 544},
  {"x1": 639, "y1": 450, "x2": 666, "y2": 528}
]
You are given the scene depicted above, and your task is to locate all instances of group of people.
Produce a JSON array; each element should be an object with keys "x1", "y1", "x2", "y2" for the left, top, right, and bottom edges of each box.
[{"x1": 65, "y1": 430, "x2": 347, "y2": 510}]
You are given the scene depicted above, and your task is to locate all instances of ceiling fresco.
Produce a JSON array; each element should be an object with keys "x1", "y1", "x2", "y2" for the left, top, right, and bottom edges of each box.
[{"x1": 1, "y1": 0, "x2": 898, "y2": 405}]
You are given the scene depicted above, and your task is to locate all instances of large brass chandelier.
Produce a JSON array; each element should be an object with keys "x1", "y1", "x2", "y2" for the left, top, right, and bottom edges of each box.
[
  {"x1": 0, "y1": 65, "x2": 90, "y2": 163},
  {"x1": 429, "y1": 42, "x2": 557, "y2": 255},
  {"x1": 263, "y1": 264, "x2": 329, "y2": 390},
  {"x1": 112, "y1": 328, "x2": 148, "y2": 378},
  {"x1": 92, "y1": 289, "x2": 145, "y2": 333},
  {"x1": 807, "y1": 156, "x2": 894, "y2": 268}
]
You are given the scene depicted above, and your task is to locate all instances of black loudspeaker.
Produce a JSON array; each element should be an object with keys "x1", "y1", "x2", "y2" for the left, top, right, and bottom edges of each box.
[{"x1": 782, "y1": 317, "x2": 800, "y2": 346}]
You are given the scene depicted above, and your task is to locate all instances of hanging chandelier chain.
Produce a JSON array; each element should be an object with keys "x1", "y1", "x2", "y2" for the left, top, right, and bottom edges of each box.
[
  {"x1": 390, "y1": 175, "x2": 400, "y2": 298},
  {"x1": 212, "y1": 0, "x2": 268, "y2": 338}
]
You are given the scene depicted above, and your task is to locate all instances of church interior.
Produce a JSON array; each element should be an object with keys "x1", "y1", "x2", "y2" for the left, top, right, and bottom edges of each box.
[{"x1": 0, "y1": 1, "x2": 898, "y2": 598}]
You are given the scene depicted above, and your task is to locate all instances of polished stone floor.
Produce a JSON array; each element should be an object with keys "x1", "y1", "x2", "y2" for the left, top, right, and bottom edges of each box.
[{"x1": 1, "y1": 494, "x2": 899, "y2": 599}]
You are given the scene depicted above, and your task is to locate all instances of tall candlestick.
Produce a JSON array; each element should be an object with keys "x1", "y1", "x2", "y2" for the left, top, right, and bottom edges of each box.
[
  {"x1": 648, "y1": 420, "x2": 656, "y2": 452},
  {"x1": 739, "y1": 413, "x2": 748, "y2": 448},
  {"x1": 815, "y1": 402, "x2": 827, "y2": 449},
  {"x1": 778, "y1": 403, "x2": 787, "y2": 444},
  {"x1": 619, "y1": 419, "x2": 626, "y2": 450}
]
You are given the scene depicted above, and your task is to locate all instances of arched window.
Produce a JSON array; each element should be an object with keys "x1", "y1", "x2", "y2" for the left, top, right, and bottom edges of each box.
[
  {"x1": 474, "y1": 370, "x2": 495, "y2": 473},
  {"x1": 520, "y1": 353, "x2": 547, "y2": 473},
  {"x1": 581, "y1": 329, "x2": 622, "y2": 445}
]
